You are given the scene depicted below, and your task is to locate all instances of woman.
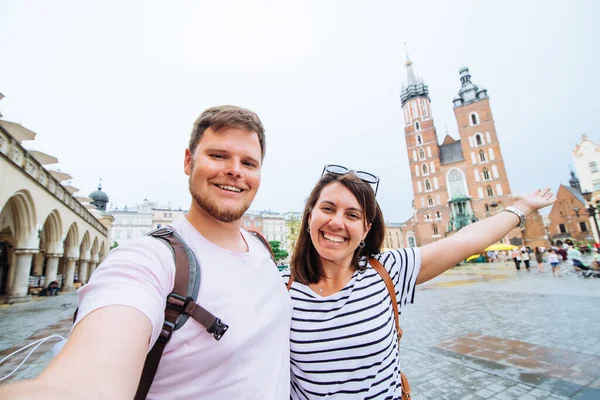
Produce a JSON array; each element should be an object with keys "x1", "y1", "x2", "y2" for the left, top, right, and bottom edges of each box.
[
  {"x1": 283, "y1": 165, "x2": 555, "y2": 399},
  {"x1": 521, "y1": 249, "x2": 531, "y2": 271},
  {"x1": 535, "y1": 247, "x2": 544, "y2": 273}
]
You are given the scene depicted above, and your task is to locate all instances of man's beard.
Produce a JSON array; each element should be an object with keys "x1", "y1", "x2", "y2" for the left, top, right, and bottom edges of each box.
[{"x1": 189, "y1": 175, "x2": 251, "y2": 223}]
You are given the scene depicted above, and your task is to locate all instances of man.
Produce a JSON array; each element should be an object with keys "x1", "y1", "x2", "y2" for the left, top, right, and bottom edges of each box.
[{"x1": 0, "y1": 106, "x2": 292, "y2": 399}]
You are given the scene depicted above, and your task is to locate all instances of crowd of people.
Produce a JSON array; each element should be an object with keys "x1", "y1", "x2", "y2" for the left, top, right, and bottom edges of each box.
[{"x1": 493, "y1": 241, "x2": 600, "y2": 277}]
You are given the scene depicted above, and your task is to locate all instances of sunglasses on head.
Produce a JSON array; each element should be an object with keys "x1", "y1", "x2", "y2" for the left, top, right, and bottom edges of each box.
[{"x1": 321, "y1": 164, "x2": 380, "y2": 196}]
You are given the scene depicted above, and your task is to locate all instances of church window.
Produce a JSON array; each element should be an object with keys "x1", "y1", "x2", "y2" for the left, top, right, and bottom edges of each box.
[
  {"x1": 475, "y1": 134, "x2": 483, "y2": 146},
  {"x1": 415, "y1": 121, "x2": 421, "y2": 131},
  {"x1": 422, "y1": 99, "x2": 429, "y2": 117},
  {"x1": 496, "y1": 202, "x2": 505, "y2": 212},
  {"x1": 433, "y1": 224, "x2": 439, "y2": 235},
  {"x1": 419, "y1": 149, "x2": 425, "y2": 160},
  {"x1": 416, "y1": 134, "x2": 423, "y2": 145},
  {"x1": 447, "y1": 169, "x2": 467, "y2": 199},
  {"x1": 411, "y1": 100, "x2": 418, "y2": 118},
  {"x1": 486, "y1": 185, "x2": 494, "y2": 197},
  {"x1": 425, "y1": 179, "x2": 432, "y2": 191},
  {"x1": 408, "y1": 237, "x2": 415, "y2": 247},
  {"x1": 479, "y1": 150, "x2": 486, "y2": 162},
  {"x1": 470, "y1": 112, "x2": 480, "y2": 125},
  {"x1": 483, "y1": 168, "x2": 490, "y2": 180},
  {"x1": 590, "y1": 162, "x2": 598, "y2": 173},
  {"x1": 425, "y1": 214, "x2": 431, "y2": 221},
  {"x1": 436, "y1": 211, "x2": 441, "y2": 219},
  {"x1": 428, "y1": 196, "x2": 433, "y2": 206},
  {"x1": 594, "y1": 179, "x2": 600, "y2": 191},
  {"x1": 580, "y1": 222, "x2": 588, "y2": 232},
  {"x1": 559, "y1": 224, "x2": 566, "y2": 233},
  {"x1": 485, "y1": 204, "x2": 490, "y2": 212},
  {"x1": 422, "y1": 164, "x2": 428, "y2": 175}
]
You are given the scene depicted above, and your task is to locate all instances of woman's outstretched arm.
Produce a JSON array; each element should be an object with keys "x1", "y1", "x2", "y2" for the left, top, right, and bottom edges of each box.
[{"x1": 417, "y1": 188, "x2": 556, "y2": 284}]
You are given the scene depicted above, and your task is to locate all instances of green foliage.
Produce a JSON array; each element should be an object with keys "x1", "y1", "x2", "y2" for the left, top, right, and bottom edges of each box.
[
  {"x1": 286, "y1": 216, "x2": 301, "y2": 253},
  {"x1": 269, "y1": 240, "x2": 289, "y2": 262},
  {"x1": 110, "y1": 241, "x2": 119, "y2": 250}
]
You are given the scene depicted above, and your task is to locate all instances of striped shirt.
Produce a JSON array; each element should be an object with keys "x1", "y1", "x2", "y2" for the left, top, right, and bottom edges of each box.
[{"x1": 282, "y1": 249, "x2": 421, "y2": 399}]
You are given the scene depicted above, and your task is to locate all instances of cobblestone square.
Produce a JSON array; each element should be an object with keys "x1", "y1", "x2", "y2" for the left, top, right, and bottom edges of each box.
[{"x1": 1, "y1": 261, "x2": 599, "y2": 399}]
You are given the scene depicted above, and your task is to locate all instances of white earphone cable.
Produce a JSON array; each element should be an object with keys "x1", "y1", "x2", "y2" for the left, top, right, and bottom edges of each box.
[{"x1": 0, "y1": 334, "x2": 66, "y2": 382}]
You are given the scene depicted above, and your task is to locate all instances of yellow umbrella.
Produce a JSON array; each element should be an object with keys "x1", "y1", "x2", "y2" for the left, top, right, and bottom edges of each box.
[
  {"x1": 484, "y1": 243, "x2": 518, "y2": 252},
  {"x1": 466, "y1": 254, "x2": 481, "y2": 262}
]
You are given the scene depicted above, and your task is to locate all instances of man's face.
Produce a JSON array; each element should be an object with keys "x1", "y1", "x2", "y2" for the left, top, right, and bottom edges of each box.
[{"x1": 184, "y1": 127, "x2": 262, "y2": 223}]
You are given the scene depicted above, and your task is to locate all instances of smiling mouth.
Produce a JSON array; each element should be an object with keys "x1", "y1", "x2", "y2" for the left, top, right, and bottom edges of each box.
[
  {"x1": 215, "y1": 184, "x2": 243, "y2": 193},
  {"x1": 322, "y1": 232, "x2": 347, "y2": 244}
]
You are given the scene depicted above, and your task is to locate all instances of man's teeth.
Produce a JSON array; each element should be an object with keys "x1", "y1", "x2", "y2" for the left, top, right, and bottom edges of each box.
[
  {"x1": 217, "y1": 185, "x2": 242, "y2": 192},
  {"x1": 323, "y1": 233, "x2": 345, "y2": 243}
]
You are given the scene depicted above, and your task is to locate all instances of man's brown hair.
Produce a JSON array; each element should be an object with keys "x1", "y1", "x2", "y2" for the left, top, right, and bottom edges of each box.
[
  {"x1": 290, "y1": 172, "x2": 386, "y2": 284},
  {"x1": 189, "y1": 105, "x2": 266, "y2": 161}
]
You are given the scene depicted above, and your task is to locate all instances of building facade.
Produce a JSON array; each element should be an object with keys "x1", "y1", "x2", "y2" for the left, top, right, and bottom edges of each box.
[
  {"x1": 399, "y1": 59, "x2": 544, "y2": 247},
  {"x1": 384, "y1": 222, "x2": 404, "y2": 250},
  {"x1": 572, "y1": 135, "x2": 600, "y2": 202},
  {"x1": 152, "y1": 208, "x2": 186, "y2": 230},
  {"x1": 0, "y1": 96, "x2": 112, "y2": 302},
  {"x1": 547, "y1": 175, "x2": 596, "y2": 244}
]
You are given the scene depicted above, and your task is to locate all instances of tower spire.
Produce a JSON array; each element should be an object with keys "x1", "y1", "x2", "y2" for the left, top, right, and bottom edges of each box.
[
  {"x1": 404, "y1": 43, "x2": 418, "y2": 86},
  {"x1": 400, "y1": 52, "x2": 429, "y2": 106}
]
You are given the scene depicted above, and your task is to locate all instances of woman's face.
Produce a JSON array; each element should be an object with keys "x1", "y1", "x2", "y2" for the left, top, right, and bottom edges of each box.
[{"x1": 308, "y1": 182, "x2": 371, "y2": 267}]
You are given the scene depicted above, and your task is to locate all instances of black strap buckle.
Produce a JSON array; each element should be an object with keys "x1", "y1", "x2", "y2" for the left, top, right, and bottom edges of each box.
[
  {"x1": 166, "y1": 293, "x2": 192, "y2": 313},
  {"x1": 157, "y1": 320, "x2": 176, "y2": 344},
  {"x1": 207, "y1": 318, "x2": 229, "y2": 341}
]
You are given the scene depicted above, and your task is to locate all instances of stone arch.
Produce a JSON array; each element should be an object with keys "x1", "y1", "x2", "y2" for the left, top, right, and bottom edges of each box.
[
  {"x1": 91, "y1": 237, "x2": 99, "y2": 262},
  {"x1": 79, "y1": 231, "x2": 91, "y2": 260},
  {"x1": 1, "y1": 190, "x2": 37, "y2": 248},
  {"x1": 63, "y1": 223, "x2": 80, "y2": 259},
  {"x1": 40, "y1": 210, "x2": 63, "y2": 254}
]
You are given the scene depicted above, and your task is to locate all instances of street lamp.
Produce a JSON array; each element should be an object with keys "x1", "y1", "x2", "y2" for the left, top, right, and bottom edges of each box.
[{"x1": 582, "y1": 191, "x2": 600, "y2": 245}]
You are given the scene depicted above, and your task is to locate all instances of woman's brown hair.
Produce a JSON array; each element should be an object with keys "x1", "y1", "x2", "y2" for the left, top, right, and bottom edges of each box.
[{"x1": 290, "y1": 172, "x2": 385, "y2": 285}]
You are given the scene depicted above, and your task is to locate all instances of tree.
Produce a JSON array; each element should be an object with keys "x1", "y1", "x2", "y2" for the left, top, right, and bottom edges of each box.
[
  {"x1": 286, "y1": 216, "x2": 301, "y2": 253},
  {"x1": 268, "y1": 240, "x2": 289, "y2": 262},
  {"x1": 110, "y1": 241, "x2": 119, "y2": 250}
]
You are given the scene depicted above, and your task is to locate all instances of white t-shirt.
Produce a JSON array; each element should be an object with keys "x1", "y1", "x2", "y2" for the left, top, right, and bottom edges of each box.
[
  {"x1": 282, "y1": 248, "x2": 421, "y2": 399},
  {"x1": 75, "y1": 217, "x2": 292, "y2": 399}
]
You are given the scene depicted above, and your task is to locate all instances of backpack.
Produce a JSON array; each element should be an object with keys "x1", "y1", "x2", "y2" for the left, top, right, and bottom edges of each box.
[{"x1": 74, "y1": 226, "x2": 275, "y2": 400}]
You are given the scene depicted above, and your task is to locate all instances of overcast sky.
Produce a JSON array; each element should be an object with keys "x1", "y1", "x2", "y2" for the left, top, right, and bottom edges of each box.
[{"x1": 1, "y1": 0, "x2": 598, "y2": 222}]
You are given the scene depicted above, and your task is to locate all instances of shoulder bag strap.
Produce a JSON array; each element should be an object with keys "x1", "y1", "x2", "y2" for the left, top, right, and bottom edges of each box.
[
  {"x1": 247, "y1": 230, "x2": 276, "y2": 264},
  {"x1": 369, "y1": 257, "x2": 403, "y2": 342},
  {"x1": 134, "y1": 227, "x2": 228, "y2": 400}
]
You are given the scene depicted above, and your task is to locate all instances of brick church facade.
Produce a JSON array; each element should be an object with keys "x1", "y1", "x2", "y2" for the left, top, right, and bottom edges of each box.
[{"x1": 398, "y1": 58, "x2": 547, "y2": 249}]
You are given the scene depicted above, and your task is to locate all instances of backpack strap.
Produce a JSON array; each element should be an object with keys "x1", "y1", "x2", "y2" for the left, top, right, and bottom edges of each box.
[
  {"x1": 247, "y1": 230, "x2": 276, "y2": 264},
  {"x1": 134, "y1": 227, "x2": 228, "y2": 400},
  {"x1": 369, "y1": 257, "x2": 403, "y2": 341}
]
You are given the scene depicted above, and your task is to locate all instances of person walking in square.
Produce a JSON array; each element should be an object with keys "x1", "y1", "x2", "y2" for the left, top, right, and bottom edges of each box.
[
  {"x1": 534, "y1": 247, "x2": 544, "y2": 273},
  {"x1": 521, "y1": 249, "x2": 531, "y2": 271},
  {"x1": 548, "y1": 249, "x2": 561, "y2": 277},
  {"x1": 511, "y1": 248, "x2": 522, "y2": 270}
]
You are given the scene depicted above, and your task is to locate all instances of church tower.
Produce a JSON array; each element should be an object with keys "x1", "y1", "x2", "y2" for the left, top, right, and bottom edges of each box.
[
  {"x1": 400, "y1": 57, "x2": 446, "y2": 245},
  {"x1": 451, "y1": 66, "x2": 514, "y2": 232}
]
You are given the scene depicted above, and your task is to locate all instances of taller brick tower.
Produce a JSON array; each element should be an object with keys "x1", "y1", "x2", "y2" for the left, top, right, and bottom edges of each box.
[
  {"x1": 401, "y1": 61, "x2": 527, "y2": 247},
  {"x1": 400, "y1": 57, "x2": 446, "y2": 246}
]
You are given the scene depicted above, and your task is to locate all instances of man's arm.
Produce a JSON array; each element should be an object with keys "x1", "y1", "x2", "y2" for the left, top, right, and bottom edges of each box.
[
  {"x1": 417, "y1": 189, "x2": 556, "y2": 285},
  {"x1": 0, "y1": 305, "x2": 151, "y2": 400}
]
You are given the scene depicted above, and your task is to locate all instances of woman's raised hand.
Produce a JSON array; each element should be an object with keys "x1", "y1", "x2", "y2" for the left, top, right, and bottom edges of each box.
[{"x1": 511, "y1": 188, "x2": 557, "y2": 215}]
